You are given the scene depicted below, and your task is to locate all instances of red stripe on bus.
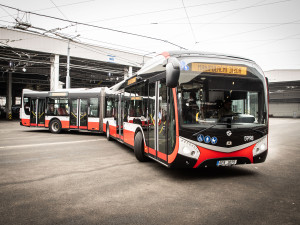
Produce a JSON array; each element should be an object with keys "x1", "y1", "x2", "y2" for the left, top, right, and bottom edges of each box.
[
  {"x1": 124, "y1": 129, "x2": 134, "y2": 146},
  {"x1": 103, "y1": 123, "x2": 106, "y2": 132},
  {"x1": 147, "y1": 147, "x2": 167, "y2": 161},
  {"x1": 110, "y1": 125, "x2": 117, "y2": 137},
  {"x1": 61, "y1": 121, "x2": 69, "y2": 129},
  {"x1": 38, "y1": 124, "x2": 45, "y2": 127},
  {"x1": 45, "y1": 120, "x2": 49, "y2": 127},
  {"x1": 70, "y1": 125, "x2": 78, "y2": 129},
  {"x1": 168, "y1": 88, "x2": 179, "y2": 164},
  {"x1": 148, "y1": 147, "x2": 156, "y2": 156},
  {"x1": 79, "y1": 126, "x2": 87, "y2": 130},
  {"x1": 30, "y1": 123, "x2": 37, "y2": 126},
  {"x1": 193, "y1": 144, "x2": 255, "y2": 168},
  {"x1": 88, "y1": 122, "x2": 99, "y2": 131},
  {"x1": 21, "y1": 119, "x2": 30, "y2": 126},
  {"x1": 157, "y1": 151, "x2": 167, "y2": 161}
]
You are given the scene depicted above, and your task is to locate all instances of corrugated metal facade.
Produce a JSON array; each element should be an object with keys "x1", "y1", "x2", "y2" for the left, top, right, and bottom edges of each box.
[{"x1": 265, "y1": 70, "x2": 300, "y2": 118}]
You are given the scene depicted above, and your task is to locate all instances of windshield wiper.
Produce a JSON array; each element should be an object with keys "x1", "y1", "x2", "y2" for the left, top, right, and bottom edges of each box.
[
  {"x1": 192, "y1": 123, "x2": 230, "y2": 136},
  {"x1": 248, "y1": 127, "x2": 266, "y2": 135}
]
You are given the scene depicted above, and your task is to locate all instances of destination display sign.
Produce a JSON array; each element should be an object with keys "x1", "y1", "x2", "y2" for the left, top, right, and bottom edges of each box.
[
  {"x1": 127, "y1": 77, "x2": 137, "y2": 85},
  {"x1": 191, "y1": 63, "x2": 247, "y2": 75}
]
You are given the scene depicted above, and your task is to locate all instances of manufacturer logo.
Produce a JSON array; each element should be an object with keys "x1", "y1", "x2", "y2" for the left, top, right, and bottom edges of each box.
[
  {"x1": 244, "y1": 136, "x2": 254, "y2": 141},
  {"x1": 226, "y1": 130, "x2": 232, "y2": 136}
]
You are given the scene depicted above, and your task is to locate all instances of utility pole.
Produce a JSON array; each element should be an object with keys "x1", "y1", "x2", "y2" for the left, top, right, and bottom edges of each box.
[{"x1": 66, "y1": 39, "x2": 71, "y2": 89}]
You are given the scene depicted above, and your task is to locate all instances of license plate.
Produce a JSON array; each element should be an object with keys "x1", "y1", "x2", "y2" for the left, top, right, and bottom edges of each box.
[{"x1": 216, "y1": 160, "x2": 237, "y2": 167}]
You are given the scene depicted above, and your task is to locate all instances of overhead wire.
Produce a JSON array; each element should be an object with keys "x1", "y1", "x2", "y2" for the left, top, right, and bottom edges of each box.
[
  {"x1": 159, "y1": 0, "x2": 292, "y2": 23},
  {"x1": 0, "y1": 3, "x2": 187, "y2": 50},
  {"x1": 86, "y1": 0, "x2": 241, "y2": 23},
  {"x1": 181, "y1": 0, "x2": 198, "y2": 44},
  {"x1": 200, "y1": 19, "x2": 300, "y2": 43},
  {"x1": 0, "y1": 0, "x2": 96, "y2": 19},
  {"x1": 49, "y1": 0, "x2": 69, "y2": 20}
]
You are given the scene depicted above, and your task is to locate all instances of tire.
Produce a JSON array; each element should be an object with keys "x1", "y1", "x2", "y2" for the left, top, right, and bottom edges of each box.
[
  {"x1": 134, "y1": 131, "x2": 148, "y2": 162},
  {"x1": 49, "y1": 119, "x2": 62, "y2": 134},
  {"x1": 106, "y1": 123, "x2": 112, "y2": 141}
]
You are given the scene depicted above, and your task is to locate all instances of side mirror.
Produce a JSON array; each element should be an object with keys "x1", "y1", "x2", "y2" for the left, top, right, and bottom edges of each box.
[{"x1": 166, "y1": 57, "x2": 180, "y2": 88}]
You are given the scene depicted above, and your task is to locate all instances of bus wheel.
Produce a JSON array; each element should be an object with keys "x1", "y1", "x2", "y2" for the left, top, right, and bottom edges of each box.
[
  {"x1": 106, "y1": 123, "x2": 112, "y2": 141},
  {"x1": 134, "y1": 131, "x2": 148, "y2": 162},
  {"x1": 49, "y1": 119, "x2": 62, "y2": 134}
]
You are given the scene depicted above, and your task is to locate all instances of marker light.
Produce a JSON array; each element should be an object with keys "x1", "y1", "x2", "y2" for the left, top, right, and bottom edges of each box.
[
  {"x1": 253, "y1": 136, "x2": 268, "y2": 157},
  {"x1": 179, "y1": 137, "x2": 200, "y2": 160}
]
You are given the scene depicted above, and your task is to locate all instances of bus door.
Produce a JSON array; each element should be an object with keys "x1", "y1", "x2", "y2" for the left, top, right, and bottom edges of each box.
[
  {"x1": 37, "y1": 99, "x2": 45, "y2": 126},
  {"x1": 147, "y1": 81, "x2": 156, "y2": 156},
  {"x1": 118, "y1": 92, "x2": 125, "y2": 141},
  {"x1": 70, "y1": 99, "x2": 78, "y2": 128},
  {"x1": 70, "y1": 99, "x2": 88, "y2": 129},
  {"x1": 157, "y1": 80, "x2": 168, "y2": 163},
  {"x1": 30, "y1": 98, "x2": 37, "y2": 126},
  {"x1": 79, "y1": 99, "x2": 88, "y2": 129},
  {"x1": 146, "y1": 80, "x2": 168, "y2": 163}
]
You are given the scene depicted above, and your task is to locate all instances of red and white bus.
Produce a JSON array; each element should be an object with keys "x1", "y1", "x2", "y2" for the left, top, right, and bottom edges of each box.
[
  {"x1": 20, "y1": 87, "x2": 108, "y2": 133},
  {"x1": 20, "y1": 51, "x2": 269, "y2": 168},
  {"x1": 103, "y1": 51, "x2": 269, "y2": 168}
]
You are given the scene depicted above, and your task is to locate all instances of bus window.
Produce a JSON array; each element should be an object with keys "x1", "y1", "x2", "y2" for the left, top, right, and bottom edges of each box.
[
  {"x1": 89, "y1": 98, "x2": 99, "y2": 117},
  {"x1": 23, "y1": 97, "x2": 30, "y2": 115},
  {"x1": 105, "y1": 97, "x2": 115, "y2": 117},
  {"x1": 47, "y1": 98, "x2": 69, "y2": 116}
]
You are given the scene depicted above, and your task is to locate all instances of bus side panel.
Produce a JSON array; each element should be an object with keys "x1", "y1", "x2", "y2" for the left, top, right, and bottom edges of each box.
[
  {"x1": 88, "y1": 117, "x2": 99, "y2": 131},
  {"x1": 123, "y1": 122, "x2": 138, "y2": 146},
  {"x1": 108, "y1": 120, "x2": 117, "y2": 137},
  {"x1": 21, "y1": 119, "x2": 30, "y2": 126},
  {"x1": 103, "y1": 118, "x2": 114, "y2": 133},
  {"x1": 45, "y1": 116, "x2": 69, "y2": 129}
]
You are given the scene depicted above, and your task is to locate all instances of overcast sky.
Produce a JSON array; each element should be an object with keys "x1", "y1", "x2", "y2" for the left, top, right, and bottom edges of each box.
[{"x1": 1, "y1": 0, "x2": 300, "y2": 71}]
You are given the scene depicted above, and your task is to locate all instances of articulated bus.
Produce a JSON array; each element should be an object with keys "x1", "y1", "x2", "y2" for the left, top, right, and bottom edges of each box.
[
  {"x1": 20, "y1": 87, "x2": 108, "y2": 133},
  {"x1": 20, "y1": 51, "x2": 269, "y2": 168},
  {"x1": 103, "y1": 51, "x2": 269, "y2": 168}
]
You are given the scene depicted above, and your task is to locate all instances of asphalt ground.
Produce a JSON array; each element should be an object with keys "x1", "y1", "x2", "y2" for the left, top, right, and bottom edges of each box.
[{"x1": 0, "y1": 119, "x2": 299, "y2": 225}]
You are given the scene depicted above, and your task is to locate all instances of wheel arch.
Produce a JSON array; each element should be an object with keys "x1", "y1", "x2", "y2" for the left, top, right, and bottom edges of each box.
[{"x1": 134, "y1": 125, "x2": 147, "y2": 147}]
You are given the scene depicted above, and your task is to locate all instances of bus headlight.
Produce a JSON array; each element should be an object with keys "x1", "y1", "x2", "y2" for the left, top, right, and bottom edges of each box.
[
  {"x1": 253, "y1": 136, "x2": 268, "y2": 157},
  {"x1": 179, "y1": 137, "x2": 200, "y2": 160}
]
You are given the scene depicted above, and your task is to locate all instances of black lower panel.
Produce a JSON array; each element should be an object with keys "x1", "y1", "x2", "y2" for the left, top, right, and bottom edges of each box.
[
  {"x1": 170, "y1": 154, "x2": 198, "y2": 168},
  {"x1": 197, "y1": 157, "x2": 251, "y2": 168},
  {"x1": 253, "y1": 150, "x2": 268, "y2": 163}
]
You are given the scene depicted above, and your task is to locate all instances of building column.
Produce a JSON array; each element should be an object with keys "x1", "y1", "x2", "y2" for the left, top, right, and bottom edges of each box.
[
  {"x1": 6, "y1": 72, "x2": 12, "y2": 120},
  {"x1": 128, "y1": 66, "x2": 133, "y2": 77},
  {"x1": 50, "y1": 54, "x2": 60, "y2": 91}
]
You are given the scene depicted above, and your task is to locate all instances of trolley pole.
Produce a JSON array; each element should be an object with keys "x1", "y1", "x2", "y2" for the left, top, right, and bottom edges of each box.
[{"x1": 66, "y1": 39, "x2": 71, "y2": 89}]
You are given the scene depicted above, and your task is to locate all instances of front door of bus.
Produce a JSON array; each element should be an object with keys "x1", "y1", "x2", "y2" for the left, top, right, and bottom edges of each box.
[
  {"x1": 118, "y1": 93, "x2": 124, "y2": 141},
  {"x1": 30, "y1": 99, "x2": 45, "y2": 127},
  {"x1": 37, "y1": 99, "x2": 45, "y2": 126},
  {"x1": 30, "y1": 99, "x2": 37, "y2": 126},
  {"x1": 70, "y1": 99, "x2": 88, "y2": 129},
  {"x1": 157, "y1": 81, "x2": 168, "y2": 163},
  {"x1": 146, "y1": 80, "x2": 168, "y2": 164}
]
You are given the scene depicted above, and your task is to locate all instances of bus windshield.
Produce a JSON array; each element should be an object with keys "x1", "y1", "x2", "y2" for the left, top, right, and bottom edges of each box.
[{"x1": 178, "y1": 64, "x2": 267, "y2": 129}]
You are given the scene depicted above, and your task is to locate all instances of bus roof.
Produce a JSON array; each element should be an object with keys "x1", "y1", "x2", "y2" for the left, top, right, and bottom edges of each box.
[{"x1": 164, "y1": 50, "x2": 255, "y2": 62}]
